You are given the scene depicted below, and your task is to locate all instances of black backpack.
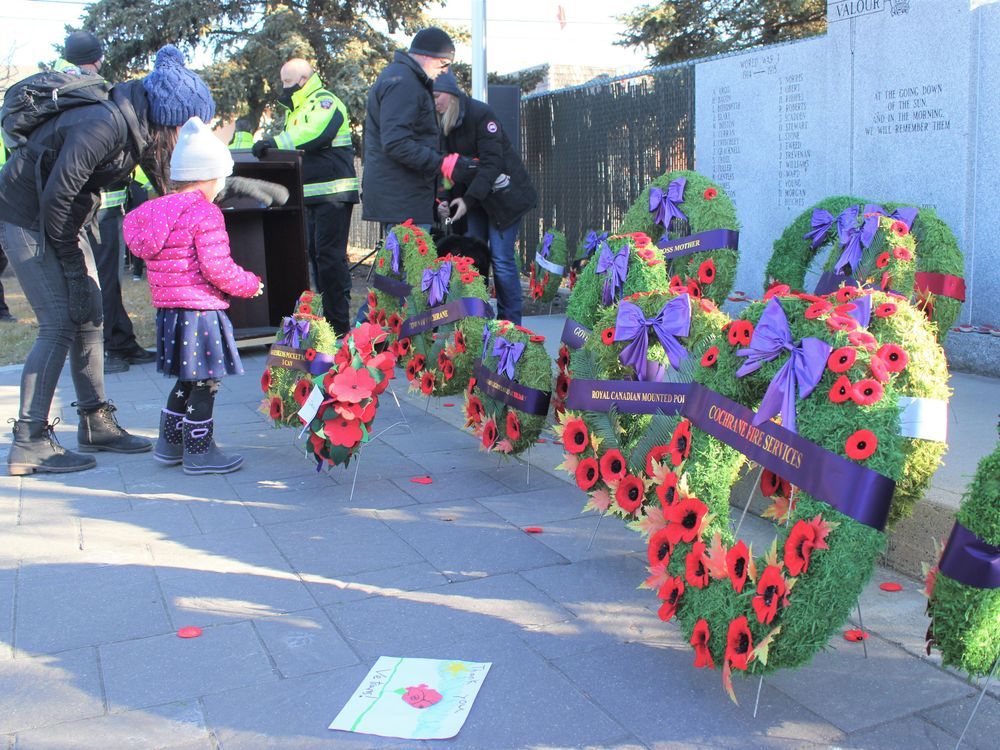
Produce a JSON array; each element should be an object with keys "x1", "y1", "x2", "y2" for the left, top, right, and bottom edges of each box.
[{"x1": 1, "y1": 71, "x2": 111, "y2": 149}]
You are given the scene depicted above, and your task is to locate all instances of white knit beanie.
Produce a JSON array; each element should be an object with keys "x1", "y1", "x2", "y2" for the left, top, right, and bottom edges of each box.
[{"x1": 170, "y1": 117, "x2": 234, "y2": 181}]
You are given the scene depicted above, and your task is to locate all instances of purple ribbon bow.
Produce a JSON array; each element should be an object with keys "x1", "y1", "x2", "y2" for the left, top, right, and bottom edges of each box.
[
  {"x1": 649, "y1": 178, "x2": 687, "y2": 228},
  {"x1": 421, "y1": 262, "x2": 452, "y2": 306},
  {"x1": 834, "y1": 205, "x2": 880, "y2": 274},
  {"x1": 280, "y1": 317, "x2": 310, "y2": 348},
  {"x1": 595, "y1": 242, "x2": 629, "y2": 305},
  {"x1": 614, "y1": 296, "x2": 691, "y2": 381},
  {"x1": 539, "y1": 233, "x2": 554, "y2": 259},
  {"x1": 492, "y1": 336, "x2": 526, "y2": 380},
  {"x1": 386, "y1": 233, "x2": 401, "y2": 274},
  {"x1": 736, "y1": 299, "x2": 832, "y2": 434},
  {"x1": 583, "y1": 230, "x2": 609, "y2": 257},
  {"x1": 863, "y1": 203, "x2": 919, "y2": 230},
  {"x1": 803, "y1": 208, "x2": 835, "y2": 249}
]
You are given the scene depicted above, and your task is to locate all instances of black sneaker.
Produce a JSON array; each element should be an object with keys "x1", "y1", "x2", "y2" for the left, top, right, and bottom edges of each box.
[
  {"x1": 122, "y1": 345, "x2": 156, "y2": 365},
  {"x1": 104, "y1": 353, "x2": 130, "y2": 373}
]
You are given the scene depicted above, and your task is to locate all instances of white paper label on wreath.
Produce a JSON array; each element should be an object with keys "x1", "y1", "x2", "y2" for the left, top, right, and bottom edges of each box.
[
  {"x1": 534, "y1": 253, "x2": 565, "y2": 276},
  {"x1": 897, "y1": 396, "x2": 948, "y2": 443},
  {"x1": 329, "y1": 656, "x2": 491, "y2": 740},
  {"x1": 296, "y1": 385, "x2": 325, "y2": 436}
]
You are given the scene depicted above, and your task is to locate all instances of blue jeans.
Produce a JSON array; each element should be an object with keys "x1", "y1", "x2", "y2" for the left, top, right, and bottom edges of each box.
[
  {"x1": 354, "y1": 222, "x2": 432, "y2": 326},
  {"x1": 1, "y1": 221, "x2": 105, "y2": 422},
  {"x1": 467, "y1": 211, "x2": 523, "y2": 324}
]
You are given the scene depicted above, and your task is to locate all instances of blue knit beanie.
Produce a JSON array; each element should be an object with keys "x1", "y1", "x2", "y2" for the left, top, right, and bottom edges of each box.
[{"x1": 142, "y1": 45, "x2": 215, "y2": 127}]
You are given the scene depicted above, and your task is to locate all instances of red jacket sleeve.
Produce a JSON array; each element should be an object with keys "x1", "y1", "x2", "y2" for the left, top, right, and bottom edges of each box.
[{"x1": 192, "y1": 202, "x2": 261, "y2": 298}]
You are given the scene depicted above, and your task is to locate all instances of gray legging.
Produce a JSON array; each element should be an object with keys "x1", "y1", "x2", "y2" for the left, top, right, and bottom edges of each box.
[{"x1": 1, "y1": 221, "x2": 105, "y2": 423}]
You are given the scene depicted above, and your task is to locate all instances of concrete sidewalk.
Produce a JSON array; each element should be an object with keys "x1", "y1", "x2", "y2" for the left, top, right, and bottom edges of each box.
[{"x1": 0, "y1": 340, "x2": 997, "y2": 749}]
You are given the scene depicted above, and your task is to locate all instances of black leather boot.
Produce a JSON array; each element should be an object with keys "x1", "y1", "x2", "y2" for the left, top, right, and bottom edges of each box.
[
  {"x1": 8, "y1": 419, "x2": 97, "y2": 476},
  {"x1": 75, "y1": 401, "x2": 153, "y2": 454}
]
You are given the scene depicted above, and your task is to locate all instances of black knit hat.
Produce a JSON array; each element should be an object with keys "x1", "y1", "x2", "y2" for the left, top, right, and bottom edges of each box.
[
  {"x1": 409, "y1": 27, "x2": 455, "y2": 60},
  {"x1": 432, "y1": 71, "x2": 462, "y2": 97},
  {"x1": 64, "y1": 31, "x2": 103, "y2": 66}
]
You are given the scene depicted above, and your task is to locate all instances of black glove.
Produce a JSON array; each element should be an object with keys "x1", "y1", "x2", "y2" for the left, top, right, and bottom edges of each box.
[
  {"x1": 60, "y1": 256, "x2": 92, "y2": 325},
  {"x1": 251, "y1": 139, "x2": 275, "y2": 160},
  {"x1": 451, "y1": 156, "x2": 479, "y2": 184},
  {"x1": 215, "y1": 176, "x2": 290, "y2": 207}
]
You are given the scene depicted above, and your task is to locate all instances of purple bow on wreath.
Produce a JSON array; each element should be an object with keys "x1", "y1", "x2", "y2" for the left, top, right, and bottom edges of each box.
[
  {"x1": 803, "y1": 208, "x2": 835, "y2": 249},
  {"x1": 834, "y1": 205, "x2": 879, "y2": 274},
  {"x1": 614, "y1": 296, "x2": 691, "y2": 381},
  {"x1": 846, "y1": 292, "x2": 872, "y2": 328},
  {"x1": 280, "y1": 317, "x2": 310, "y2": 348},
  {"x1": 583, "y1": 230, "x2": 609, "y2": 257},
  {"x1": 595, "y1": 242, "x2": 629, "y2": 305},
  {"x1": 492, "y1": 336, "x2": 526, "y2": 380},
  {"x1": 421, "y1": 262, "x2": 452, "y2": 306},
  {"x1": 386, "y1": 233, "x2": 402, "y2": 274},
  {"x1": 649, "y1": 178, "x2": 687, "y2": 229},
  {"x1": 539, "y1": 233, "x2": 554, "y2": 259},
  {"x1": 863, "y1": 204, "x2": 919, "y2": 230},
  {"x1": 736, "y1": 299, "x2": 832, "y2": 434}
]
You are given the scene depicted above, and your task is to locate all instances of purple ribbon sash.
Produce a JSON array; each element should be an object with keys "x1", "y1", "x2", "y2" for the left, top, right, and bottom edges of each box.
[
  {"x1": 399, "y1": 297, "x2": 494, "y2": 338},
  {"x1": 938, "y1": 521, "x2": 1000, "y2": 589},
  {"x1": 373, "y1": 273, "x2": 412, "y2": 300},
  {"x1": 473, "y1": 363, "x2": 551, "y2": 416},
  {"x1": 657, "y1": 229, "x2": 740, "y2": 260},
  {"x1": 266, "y1": 344, "x2": 336, "y2": 377},
  {"x1": 566, "y1": 378, "x2": 688, "y2": 415},
  {"x1": 682, "y1": 384, "x2": 895, "y2": 530},
  {"x1": 560, "y1": 318, "x2": 592, "y2": 350}
]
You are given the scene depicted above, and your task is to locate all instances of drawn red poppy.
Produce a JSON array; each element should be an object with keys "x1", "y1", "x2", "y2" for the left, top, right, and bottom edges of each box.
[
  {"x1": 685, "y1": 541, "x2": 710, "y2": 589},
  {"x1": 647, "y1": 527, "x2": 674, "y2": 569},
  {"x1": 827, "y1": 347, "x2": 856, "y2": 373},
  {"x1": 701, "y1": 346, "x2": 719, "y2": 367},
  {"x1": 575, "y1": 457, "x2": 599, "y2": 491},
  {"x1": 752, "y1": 565, "x2": 788, "y2": 624},
  {"x1": 851, "y1": 378, "x2": 883, "y2": 406},
  {"x1": 725, "y1": 616, "x2": 754, "y2": 671},
  {"x1": 727, "y1": 540, "x2": 750, "y2": 593},
  {"x1": 562, "y1": 418, "x2": 590, "y2": 454},
  {"x1": 845, "y1": 429, "x2": 878, "y2": 460},
  {"x1": 698, "y1": 259, "x2": 716, "y2": 285},
  {"x1": 877, "y1": 343, "x2": 908, "y2": 373},
  {"x1": 656, "y1": 576, "x2": 685, "y2": 622},
  {"x1": 599, "y1": 449, "x2": 627, "y2": 482},
  {"x1": 615, "y1": 474, "x2": 645, "y2": 514},
  {"x1": 691, "y1": 619, "x2": 715, "y2": 669}
]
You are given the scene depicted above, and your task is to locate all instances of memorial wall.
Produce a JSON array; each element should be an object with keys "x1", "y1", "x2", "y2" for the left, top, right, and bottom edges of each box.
[{"x1": 694, "y1": 0, "x2": 999, "y2": 330}]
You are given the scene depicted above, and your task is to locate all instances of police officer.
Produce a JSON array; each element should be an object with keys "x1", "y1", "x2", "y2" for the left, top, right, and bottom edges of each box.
[
  {"x1": 229, "y1": 117, "x2": 254, "y2": 149},
  {"x1": 0, "y1": 145, "x2": 13, "y2": 323},
  {"x1": 253, "y1": 59, "x2": 358, "y2": 335}
]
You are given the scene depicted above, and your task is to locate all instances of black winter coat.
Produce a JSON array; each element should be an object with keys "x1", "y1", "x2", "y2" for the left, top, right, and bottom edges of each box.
[
  {"x1": 0, "y1": 80, "x2": 149, "y2": 265},
  {"x1": 362, "y1": 51, "x2": 442, "y2": 225},
  {"x1": 442, "y1": 95, "x2": 536, "y2": 231}
]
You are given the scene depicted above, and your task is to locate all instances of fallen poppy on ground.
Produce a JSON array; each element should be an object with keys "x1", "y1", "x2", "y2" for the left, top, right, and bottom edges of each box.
[
  {"x1": 879, "y1": 582, "x2": 903, "y2": 592},
  {"x1": 844, "y1": 629, "x2": 869, "y2": 642},
  {"x1": 410, "y1": 476, "x2": 433, "y2": 485},
  {"x1": 177, "y1": 627, "x2": 202, "y2": 639},
  {"x1": 523, "y1": 527, "x2": 543, "y2": 534}
]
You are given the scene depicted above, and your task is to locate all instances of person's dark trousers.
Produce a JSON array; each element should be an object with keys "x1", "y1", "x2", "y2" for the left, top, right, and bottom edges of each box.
[
  {"x1": 0, "y1": 242, "x2": 12, "y2": 318},
  {"x1": 92, "y1": 209, "x2": 139, "y2": 354},
  {"x1": 306, "y1": 201, "x2": 354, "y2": 336}
]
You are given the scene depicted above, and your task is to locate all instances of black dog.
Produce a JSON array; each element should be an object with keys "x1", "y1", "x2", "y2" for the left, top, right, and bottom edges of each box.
[{"x1": 432, "y1": 230, "x2": 492, "y2": 287}]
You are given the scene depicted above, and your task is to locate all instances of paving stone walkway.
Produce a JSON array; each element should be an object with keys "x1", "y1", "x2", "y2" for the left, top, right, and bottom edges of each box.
[{"x1": 0, "y1": 342, "x2": 997, "y2": 749}]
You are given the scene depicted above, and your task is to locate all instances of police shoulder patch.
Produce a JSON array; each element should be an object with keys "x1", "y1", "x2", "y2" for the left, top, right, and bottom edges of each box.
[
  {"x1": 485, "y1": 120, "x2": 499, "y2": 134},
  {"x1": 320, "y1": 99, "x2": 334, "y2": 109}
]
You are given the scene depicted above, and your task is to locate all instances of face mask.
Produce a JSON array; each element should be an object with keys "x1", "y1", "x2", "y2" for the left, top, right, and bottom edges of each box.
[{"x1": 281, "y1": 83, "x2": 302, "y2": 98}]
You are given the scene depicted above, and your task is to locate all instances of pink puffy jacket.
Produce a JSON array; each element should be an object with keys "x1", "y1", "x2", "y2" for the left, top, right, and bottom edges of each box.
[{"x1": 123, "y1": 190, "x2": 260, "y2": 310}]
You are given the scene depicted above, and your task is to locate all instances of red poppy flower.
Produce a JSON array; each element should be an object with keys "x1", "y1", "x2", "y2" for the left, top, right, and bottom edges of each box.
[
  {"x1": 599, "y1": 449, "x2": 627, "y2": 482},
  {"x1": 834, "y1": 302, "x2": 857, "y2": 317},
  {"x1": 835, "y1": 286, "x2": 859, "y2": 303},
  {"x1": 703, "y1": 187, "x2": 718, "y2": 200},
  {"x1": 467, "y1": 376, "x2": 477, "y2": 395},
  {"x1": 465, "y1": 395, "x2": 484, "y2": 427},
  {"x1": 687, "y1": 279, "x2": 703, "y2": 299},
  {"x1": 330, "y1": 367, "x2": 376, "y2": 403},
  {"x1": 370, "y1": 350, "x2": 396, "y2": 377},
  {"x1": 452, "y1": 330, "x2": 467, "y2": 354},
  {"x1": 760, "y1": 469, "x2": 790, "y2": 498},
  {"x1": 615, "y1": 474, "x2": 645, "y2": 514},
  {"x1": 366, "y1": 291, "x2": 378, "y2": 308},
  {"x1": 645, "y1": 446, "x2": 669, "y2": 476},
  {"x1": 869, "y1": 354, "x2": 890, "y2": 383},
  {"x1": 323, "y1": 414, "x2": 363, "y2": 448},
  {"x1": 401, "y1": 232, "x2": 412, "y2": 243},
  {"x1": 880, "y1": 272, "x2": 893, "y2": 291},
  {"x1": 296, "y1": 302, "x2": 313, "y2": 315},
  {"x1": 505, "y1": 410, "x2": 521, "y2": 441},
  {"x1": 481, "y1": 418, "x2": 497, "y2": 449},
  {"x1": 647, "y1": 527, "x2": 674, "y2": 569},
  {"x1": 805, "y1": 300, "x2": 833, "y2": 319},
  {"x1": 529, "y1": 334, "x2": 545, "y2": 343},
  {"x1": 420, "y1": 370, "x2": 436, "y2": 395},
  {"x1": 437, "y1": 350, "x2": 450, "y2": 369},
  {"x1": 656, "y1": 576, "x2": 685, "y2": 622},
  {"x1": 555, "y1": 373, "x2": 570, "y2": 399},
  {"x1": 664, "y1": 495, "x2": 708, "y2": 546},
  {"x1": 892, "y1": 246, "x2": 913, "y2": 261},
  {"x1": 877, "y1": 343, "x2": 908, "y2": 373},
  {"x1": 668, "y1": 274, "x2": 685, "y2": 293},
  {"x1": 826, "y1": 315, "x2": 858, "y2": 332},
  {"x1": 442, "y1": 360, "x2": 455, "y2": 380},
  {"x1": 891, "y1": 220, "x2": 909, "y2": 235},
  {"x1": 752, "y1": 565, "x2": 788, "y2": 624},
  {"x1": 764, "y1": 282, "x2": 791, "y2": 300},
  {"x1": 701, "y1": 346, "x2": 719, "y2": 367},
  {"x1": 727, "y1": 320, "x2": 754, "y2": 347},
  {"x1": 851, "y1": 378, "x2": 883, "y2": 406},
  {"x1": 405, "y1": 357, "x2": 422, "y2": 382},
  {"x1": 691, "y1": 619, "x2": 715, "y2": 669},
  {"x1": 461, "y1": 272, "x2": 477, "y2": 284},
  {"x1": 417, "y1": 241, "x2": 429, "y2": 256},
  {"x1": 668, "y1": 419, "x2": 693, "y2": 466},
  {"x1": 828, "y1": 375, "x2": 852, "y2": 403},
  {"x1": 395, "y1": 337, "x2": 412, "y2": 357},
  {"x1": 293, "y1": 378, "x2": 313, "y2": 407},
  {"x1": 827, "y1": 346, "x2": 856, "y2": 373},
  {"x1": 847, "y1": 330, "x2": 877, "y2": 351},
  {"x1": 562, "y1": 418, "x2": 590, "y2": 454},
  {"x1": 784, "y1": 516, "x2": 830, "y2": 576},
  {"x1": 300, "y1": 291, "x2": 314, "y2": 302},
  {"x1": 656, "y1": 470, "x2": 679, "y2": 509},
  {"x1": 685, "y1": 541, "x2": 710, "y2": 589},
  {"x1": 387, "y1": 313, "x2": 402, "y2": 335},
  {"x1": 261, "y1": 368, "x2": 272, "y2": 393},
  {"x1": 575, "y1": 456, "x2": 599, "y2": 491},
  {"x1": 727, "y1": 540, "x2": 750, "y2": 593},
  {"x1": 601, "y1": 327, "x2": 616, "y2": 346},
  {"x1": 268, "y1": 396, "x2": 283, "y2": 420},
  {"x1": 698, "y1": 259, "x2": 716, "y2": 285},
  {"x1": 875, "y1": 302, "x2": 897, "y2": 318},
  {"x1": 874, "y1": 252, "x2": 890, "y2": 269},
  {"x1": 725, "y1": 615, "x2": 754, "y2": 671},
  {"x1": 845, "y1": 429, "x2": 878, "y2": 460}
]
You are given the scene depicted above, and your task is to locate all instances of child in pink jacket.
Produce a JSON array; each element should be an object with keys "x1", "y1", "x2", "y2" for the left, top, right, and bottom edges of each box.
[{"x1": 123, "y1": 117, "x2": 262, "y2": 475}]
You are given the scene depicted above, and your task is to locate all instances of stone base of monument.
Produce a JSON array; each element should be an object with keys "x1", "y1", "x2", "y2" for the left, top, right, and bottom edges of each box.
[{"x1": 944, "y1": 331, "x2": 1000, "y2": 378}]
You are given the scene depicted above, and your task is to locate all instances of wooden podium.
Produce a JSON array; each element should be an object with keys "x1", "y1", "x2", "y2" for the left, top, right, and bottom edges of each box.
[{"x1": 221, "y1": 149, "x2": 309, "y2": 340}]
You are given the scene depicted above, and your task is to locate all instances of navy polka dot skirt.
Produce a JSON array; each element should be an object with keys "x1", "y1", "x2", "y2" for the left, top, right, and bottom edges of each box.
[{"x1": 156, "y1": 308, "x2": 244, "y2": 381}]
